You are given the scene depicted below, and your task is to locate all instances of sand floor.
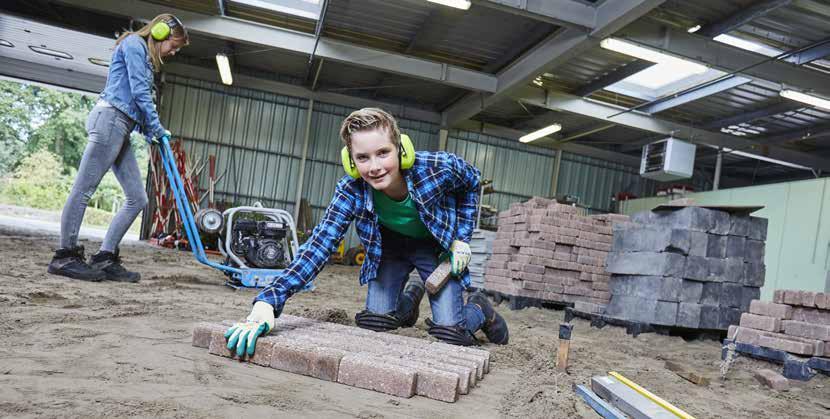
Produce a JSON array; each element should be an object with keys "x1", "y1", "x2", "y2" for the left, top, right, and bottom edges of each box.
[{"x1": 1, "y1": 218, "x2": 829, "y2": 418}]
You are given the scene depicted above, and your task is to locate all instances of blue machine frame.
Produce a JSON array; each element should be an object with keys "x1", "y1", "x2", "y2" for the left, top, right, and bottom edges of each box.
[{"x1": 158, "y1": 137, "x2": 289, "y2": 288}]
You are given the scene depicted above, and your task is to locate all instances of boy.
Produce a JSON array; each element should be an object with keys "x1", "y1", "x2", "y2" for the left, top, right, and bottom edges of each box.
[{"x1": 226, "y1": 108, "x2": 508, "y2": 356}]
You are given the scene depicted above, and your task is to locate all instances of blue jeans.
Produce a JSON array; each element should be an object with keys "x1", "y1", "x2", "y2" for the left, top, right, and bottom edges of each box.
[
  {"x1": 366, "y1": 227, "x2": 485, "y2": 334},
  {"x1": 60, "y1": 104, "x2": 147, "y2": 252}
]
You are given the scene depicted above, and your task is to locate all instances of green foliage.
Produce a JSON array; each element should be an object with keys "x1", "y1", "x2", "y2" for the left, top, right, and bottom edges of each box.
[
  {"x1": 0, "y1": 79, "x2": 150, "y2": 214},
  {"x1": 0, "y1": 150, "x2": 71, "y2": 210}
]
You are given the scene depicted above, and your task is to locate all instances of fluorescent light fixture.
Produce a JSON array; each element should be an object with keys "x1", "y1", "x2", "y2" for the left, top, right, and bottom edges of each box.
[
  {"x1": 29, "y1": 45, "x2": 73, "y2": 60},
  {"x1": 687, "y1": 25, "x2": 701, "y2": 33},
  {"x1": 780, "y1": 89, "x2": 830, "y2": 111},
  {"x1": 427, "y1": 0, "x2": 471, "y2": 10},
  {"x1": 714, "y1": 34, "x2": 781, "y2": 57},
  {"x1": 600, "y1": 38, "x2": 707, "y2": 74},
  {"x1": 0, "y1": 39, "x2": 13, "y2": 48},
  {"x1": 215, "y1": 53, "x2": 233, "y2": 86},
  {"x1": 519, "y1": 124, "x2": 562, "y2": 143}
]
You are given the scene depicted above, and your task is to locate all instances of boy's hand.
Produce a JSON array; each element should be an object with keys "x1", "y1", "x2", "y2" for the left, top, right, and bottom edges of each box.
[{"x1": 449, "y1": 240, "x2": 472, "y2": 276}]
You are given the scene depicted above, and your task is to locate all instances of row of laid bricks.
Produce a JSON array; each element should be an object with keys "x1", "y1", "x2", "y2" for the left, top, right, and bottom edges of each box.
[
  {"x1": 728, "y1": 325, "x2": 828, "y2": 357},
  {"x1": 193, "y1": 315, "x2": 490, "y2": 403},
  {"x1": 773, "y1": 289, "x2": 830, "y2": 309}
]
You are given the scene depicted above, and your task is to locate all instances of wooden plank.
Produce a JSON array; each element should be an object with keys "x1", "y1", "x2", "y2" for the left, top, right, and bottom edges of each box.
[
  {"x1": 574, "y1": 384, "x2": 627, "y2": 419},
  {"x1": 664, "y1": 360, "x2": 710, "y2": 386}
]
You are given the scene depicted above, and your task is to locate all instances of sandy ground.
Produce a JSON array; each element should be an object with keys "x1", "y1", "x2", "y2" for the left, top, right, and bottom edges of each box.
[{"x1": 1, "y1": 214, "x2": 829, "y2": 418}]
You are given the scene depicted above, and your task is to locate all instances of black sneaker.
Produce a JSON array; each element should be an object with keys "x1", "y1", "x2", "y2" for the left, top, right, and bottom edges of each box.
[
  {"x1": 396, "y1": 278, "x2": 425, "y2": 328},
  {"x1": 467, "y1": 292, "x2": 509, "y2": 345},
  {"x1": 89, "y1": 249, "x2": 140, "y2": 283},
  {"x1": 48, "y1": 246, "x2": 105, "y2": 282}
]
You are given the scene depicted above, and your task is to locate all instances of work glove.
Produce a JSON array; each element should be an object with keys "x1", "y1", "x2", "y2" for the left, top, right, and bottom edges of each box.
[
  {"x1": 148, "y1": 129, "x2": 171, "y2": 145},
  {"x1": 449, "y1": 240, "x2": 472, "y2": 276},
  {"x1": 225, "y1": 301, "x2": 275, "y2": 357}
]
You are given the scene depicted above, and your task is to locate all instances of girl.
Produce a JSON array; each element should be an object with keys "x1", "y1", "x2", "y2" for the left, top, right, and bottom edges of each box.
[
  {"x1": 226, "y1": 108, "x2": 508, "y2": 356},
  {"x1": 48, "y1": 14, "x2": 189, "y2": 283}
]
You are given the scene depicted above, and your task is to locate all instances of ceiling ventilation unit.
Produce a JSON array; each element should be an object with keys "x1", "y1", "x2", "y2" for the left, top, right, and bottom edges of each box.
[{"x1": 640, "y1": 137, "x2": 696, "y2": 181}]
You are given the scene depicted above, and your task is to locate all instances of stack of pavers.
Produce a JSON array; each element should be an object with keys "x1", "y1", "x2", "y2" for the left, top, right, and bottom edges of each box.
[
  {"x1": 602, "y1": 206, "x2": 768, "y2": 330},
  {"x1": 482, "y1": 197, "x2": 629, "y2": 309},
  {"x1": 193, "y1": 315, "x2": 490, "y2": 402},
  {"x1": 468, "y1": 229, "x2": 496, "y2": 290},
  {"x1": 725, "y1": 289, "x2": 830, "y2": 380}
]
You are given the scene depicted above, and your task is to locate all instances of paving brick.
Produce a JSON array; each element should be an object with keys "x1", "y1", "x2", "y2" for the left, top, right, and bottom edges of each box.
[
  {"x1": 679, "y1": 280, "x2": 703, "y2": 303},
  {"x1": 784, "y1": 290, "x2": 802, "y2": 306},
  {"x1": 689, "y1": 231, "x2": 708, "y2": 256},
  {"x1": 699, "y1": 304, "x2": 720, "y2": 329},
  {"x1": 729, "y1": 216, "x2": 751, "y2": 237},
  {"x1": 741, "y1": 287, "x2": 761, "y2": 312},
  {"x1": 574, "y1": 301, "x2": 606, "y2": 314},
  {"x1": 817, "y1": 293, "x2": 829, "y2": 310},
  {"x1": 748, "y1": 216, "x2": 768, "y2": 241},
  {"x1": 605, "y1": 252, "x2": 685, "y2": 277},
  {"x1": 801, "y1": 291, "x2": 817, "y2": 308},
  {"x1": 725, "y1": 236, "x2": 746, "y2": 258},
  {"x1": 337, "y1": 354, "x2": 417, "y2": 398},
  {"x1": 683, "y1": 256, "x2": 710, "y2": 281},
  {"x1": 706, "y1": 235, "x2": 727, "y2": 258},
  {"x1": 268, "y1": 339, "x2": 345, "y2": 381},
  {"x1": 782, "y1": 320, "x2": 830, "y2": 341},
  {"x1": 613, "y1": 227, "x2": 691, "y2": 254},
  {"x1": 720, "y1": 306, "x2": 742, "y2": 330},
  {"x1": 654, "y1": 301, "x2": 678, "y2": 326},
  {"x1": 733, "y1": 326, "x2": 763, "y2": 345},
  {"x1": 728, "y1": 325, "x2": 738, "y2": 340},
  {"x1": 721, "y1": 282, "x2": 744, "y2": 308},
  {"x1": 375, "y1": 355, "x2": 460, "y2": 402},
  {"x1": 741, "y1": 262, "x2": 765, "y2": 288},
  {"x1": 745, "y1": 240, "x2": 765, "y2": 263},
  {"x1": 651, "y1": 207, "x2": 716, "y2": 232},
  {"x1": 677, "y1": 303, "x2": 702, "y2": 328},
  {"x1": 700, "y1": 282, "x2": 722, "y2": 305},
  {"x1": 739, "y1": 313, "x2": 782, "y2": 332},
  {"x1": 749, "y1": 300, "x2": 793, "y2": 320},
  {"x1": 710, "y1": 210, "x2": 731, "y2": 235},
  {"x1": 723, "y1": 258, "x2": 745, "y2": 283},
  {"x1": 605, "y1": 296, "x2": 657, "y2": 324},
  {"x1": 773, "y1": 289, "x2": 785, "y2": 304},
  {"x1": 754, "y1": 369, "x2": 789, "y2": 390},
  {"x1": 758, "y1": 335, "x2": 817, "y2": 356},
  {"x1": 192, "y1": 322, "x2": 227, "y2": 349}
]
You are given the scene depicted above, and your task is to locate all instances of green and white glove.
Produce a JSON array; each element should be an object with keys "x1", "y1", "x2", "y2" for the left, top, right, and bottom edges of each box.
[
  {"x1": 449, "y1": 240, "x2": 472, "y2": 276},
  {"x1": 225, "y1": 301, "x2": 275, "y2": 357}
]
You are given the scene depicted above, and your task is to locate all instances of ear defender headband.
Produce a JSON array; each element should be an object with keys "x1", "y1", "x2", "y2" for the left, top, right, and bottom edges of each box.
[
  {"x1": 341, "y1": 134, "x2": 415, "y2": 179},
  {"x1": 150, "y1": 16, "x2": 182, "y2": 41}
]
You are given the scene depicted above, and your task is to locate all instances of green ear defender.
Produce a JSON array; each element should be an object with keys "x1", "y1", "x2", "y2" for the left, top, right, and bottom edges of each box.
[
  {"x1": 341, "y1": 134, "x2": 415, "y2": 179},
  {"x1": 151, "y1": 16, "x2": 182, "y2": 41}
]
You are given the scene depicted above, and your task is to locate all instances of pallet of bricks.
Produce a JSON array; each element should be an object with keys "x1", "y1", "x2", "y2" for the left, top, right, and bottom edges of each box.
[
  {"x1": 724, "y1": 289, "x2": 830, "y2": 381},
  {"x1": 482, "y1": 197, "x2": 630, "y2": 310},
  {"x1": 577, "y1": 205, "x2": 768, "y2": 333}
]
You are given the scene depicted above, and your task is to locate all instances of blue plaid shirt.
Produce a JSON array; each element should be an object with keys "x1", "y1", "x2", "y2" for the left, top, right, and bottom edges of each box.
[{"x1": 255, "y1": 151, "x2": 481, "y2": 316}]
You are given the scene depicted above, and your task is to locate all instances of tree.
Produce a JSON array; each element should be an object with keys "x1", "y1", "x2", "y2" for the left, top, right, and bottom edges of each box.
[
  {"x1": 0, "y1": 149, "x2": 71, "y2": 210},
  {"x1": 0, "y1": 81, "x2": 37, "y2": 176},
  {"x1": 26, "y1": 86, "x2": 95, "y2": 171}
]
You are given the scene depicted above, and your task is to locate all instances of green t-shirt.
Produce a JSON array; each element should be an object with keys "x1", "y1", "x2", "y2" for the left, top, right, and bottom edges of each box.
[{"x1": 372, "y1": 188, "x2": 432, "y2": 239}]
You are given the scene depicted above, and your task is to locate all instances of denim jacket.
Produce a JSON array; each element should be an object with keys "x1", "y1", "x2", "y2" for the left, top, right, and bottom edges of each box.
[
  {"x1": 99, "y1": 34, "x2": 166, "y2": 139},
  {"x1": 255, "y1": 151, "x2": 481, "y2": 316}
]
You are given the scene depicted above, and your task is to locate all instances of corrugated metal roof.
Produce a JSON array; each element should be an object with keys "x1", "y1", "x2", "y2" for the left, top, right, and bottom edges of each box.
[{"x1": 323, "y1": 0, "x2": 558, "y2": 71}]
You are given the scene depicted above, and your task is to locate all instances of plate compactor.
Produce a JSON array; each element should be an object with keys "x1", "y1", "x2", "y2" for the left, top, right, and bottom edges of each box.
[{"x1": 158, "y1": 136, "x2": 305, "y2": 289}]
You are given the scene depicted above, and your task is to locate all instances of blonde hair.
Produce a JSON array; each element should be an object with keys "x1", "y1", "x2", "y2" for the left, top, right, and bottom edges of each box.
[
  {"x1": 116, "y1": 14, "x2": 189, "y2": 72},
  {"x1": 339, "y1": 107, "x2": 401, "y2": 150}
]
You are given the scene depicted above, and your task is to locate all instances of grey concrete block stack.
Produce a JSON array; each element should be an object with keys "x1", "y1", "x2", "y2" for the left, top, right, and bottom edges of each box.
[
  {"x1": 603, "y1": 206, "x2": 768, "y2": 330},
  {"x1": 469, "y1": 229, "x2": 496, "y2": 289}
]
